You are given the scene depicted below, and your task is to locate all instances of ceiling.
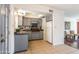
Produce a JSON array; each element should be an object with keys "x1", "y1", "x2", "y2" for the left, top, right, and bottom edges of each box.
[
  {"x1": 15, "y1": 9, "x2": 45, "y2": 18},
  {"x1": 14, "y1": 4, "x2": 49, "y2": 18},
  {"x1": 47, "y1": 4, "x2": 79, "y2": 16},
  {"x1": 14, "y1": 4, "x2": 79, "y2": 17},
  {"x1": 48, "y1": 4, "x2": 79, "y2": 12}
]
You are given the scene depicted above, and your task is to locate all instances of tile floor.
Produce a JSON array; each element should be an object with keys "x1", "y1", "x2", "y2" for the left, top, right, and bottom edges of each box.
[{"x1": 16, "y1": 40, "x2": 79, "y2": 54}]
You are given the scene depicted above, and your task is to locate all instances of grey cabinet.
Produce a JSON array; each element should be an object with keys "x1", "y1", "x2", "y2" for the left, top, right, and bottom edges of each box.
[
  {"x1": 14, "y1": 34, "x2": 28, "y2": 52},
  {"x1": 31, "y1": 31, "x2": 43, "y2": 40}
]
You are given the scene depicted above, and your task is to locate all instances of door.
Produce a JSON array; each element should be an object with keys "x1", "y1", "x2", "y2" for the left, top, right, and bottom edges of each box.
[
  {"x1": 46, "y1": 13, "x2": 53, "y2": 44},
  {"x1": 0, "y1": 4, "x2": 9, "y2": 54},
  {"x1": 77, "y1": 22, "x2": 79, "y2": 34},
  {"x1": 46, "y1": 21, "x2": 53, "y2": 44}
]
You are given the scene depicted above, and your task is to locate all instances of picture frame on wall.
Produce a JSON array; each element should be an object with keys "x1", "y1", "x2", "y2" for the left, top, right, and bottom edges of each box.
[{"x1": 65, "y1": 22, "x2": 71, "y2": 30}]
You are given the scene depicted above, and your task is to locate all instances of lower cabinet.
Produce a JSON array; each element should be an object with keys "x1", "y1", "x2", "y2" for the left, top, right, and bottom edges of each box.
[
  {"x1": 31, "y1": 31, "x2": 43, "y2": 40},
  {"x1": 14, "y1": 34, "x2": 28, "y2": 52}
]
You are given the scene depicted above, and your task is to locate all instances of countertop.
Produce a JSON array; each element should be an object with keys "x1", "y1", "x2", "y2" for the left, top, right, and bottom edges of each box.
[
  {"x1": 22, "y1": 29, "x2": 43, "y2": 32},
  {"x1": 14, "y1": 31, "x2": 29, "y2": 35},
  {"x1": 15, "y1": 29, "x2": 44, "y2": 35}
]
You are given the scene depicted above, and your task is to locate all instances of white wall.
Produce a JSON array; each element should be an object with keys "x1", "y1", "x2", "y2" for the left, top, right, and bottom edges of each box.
[
  {"x1": 18, "y1": 15, "x2": 22, "y2": 26},
  {"x1": 53, "y1": 9, "x2": 64, "y2": 45},
  {"x1": 9, "y1": 5, "x2": 15, "y2": 54},
  {"x1": 14, "y1": 14, "x2": 18, "y2": 29},
  {"x1": 14, "y1": 15, "x2": 23, "y2": 29},
  {"x1": 42, "y1": 8, "x2": 64, "y2": 45}
]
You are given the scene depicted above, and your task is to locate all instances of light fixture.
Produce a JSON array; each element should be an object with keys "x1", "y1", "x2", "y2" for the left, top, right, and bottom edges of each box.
[
  {"x1": 14, "y1": 12, "x2": 18, "y2": 15},
  {"x1": 17, "y1": 9, "x2": 26, "y2": 16},
  {"x1": 38, "y1": 14, "x2": 44, "y2": 18}
]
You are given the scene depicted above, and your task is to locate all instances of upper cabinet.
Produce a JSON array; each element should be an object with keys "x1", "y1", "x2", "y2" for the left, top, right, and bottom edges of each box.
[
  {"x1": 22, "y1": 17, "x2": 42, "y2": 27},
  {"x1": 22, "y1": 17, "x2": 31, "y2": 26},
  {"x1": 14, "y1": 15, "x2": 42, "y2": 29}
]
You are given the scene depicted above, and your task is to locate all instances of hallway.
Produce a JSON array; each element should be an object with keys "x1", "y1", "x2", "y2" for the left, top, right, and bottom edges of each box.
[{"x1": 16, "y1": 40, "x2": 79, "y2": 54}]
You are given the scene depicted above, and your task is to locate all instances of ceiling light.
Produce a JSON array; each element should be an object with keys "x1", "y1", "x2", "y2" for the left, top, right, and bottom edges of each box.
[
  {"x1": 17, "y1": 9, "x2": 26, "y2": 16},
  {"x1": 38, "y1": 14, "x2": 44, "y2": 17},
  {"x1": 14, "y1": 12, "x2": 18, "y2": 15},
  {"x1": 18, "y1": 9, "x2": 26, "y2": 13}
]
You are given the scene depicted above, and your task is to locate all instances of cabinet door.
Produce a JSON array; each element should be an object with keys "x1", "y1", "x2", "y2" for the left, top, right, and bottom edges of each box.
[
  {"x1": 15, "y1": 35, "x2": 28, "y2": 52},
  {"x1": 31, "y1": 32, "x2": 39, "y2": 39},
  {"x1": 31, "y1": 32, "x2": 43, "y2": 39},
  {"x1": 47, "y1": 22, "x2": 53, "y2": 43},
  {"x1": 15, "y1": 35, "x2": 21, "y2": 52},
  {"x1": 21, "y1": 35, "x2": 28, "y2": 49},
  {"x1": 40, "y1": 31, "x2": 43, "y2": 39}
]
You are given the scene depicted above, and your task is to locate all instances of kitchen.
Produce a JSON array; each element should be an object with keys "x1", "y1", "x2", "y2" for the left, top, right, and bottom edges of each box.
[{"x1": 14, "y1": 9, "x2": 53, "y2": 53}]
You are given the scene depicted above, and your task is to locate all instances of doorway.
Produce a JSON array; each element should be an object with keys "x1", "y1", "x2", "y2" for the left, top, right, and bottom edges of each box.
[{"x1": 12, "y1": 5, "x2": 53, "y2": 53}]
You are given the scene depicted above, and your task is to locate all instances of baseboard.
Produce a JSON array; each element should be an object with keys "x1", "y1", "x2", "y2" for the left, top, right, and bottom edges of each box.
[
  {"x1": 46, "y1": 41, "x2": 53, "y2": 45},
  {"x1": 53, "y1": 42, "x2": 64, "y2": 46},
  {"x1": 29, "y1": 39, "x2": 43, "y2": 41}
]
